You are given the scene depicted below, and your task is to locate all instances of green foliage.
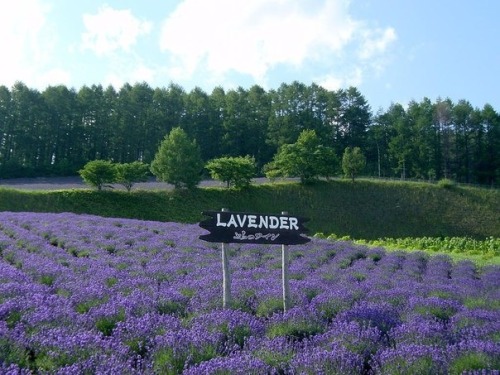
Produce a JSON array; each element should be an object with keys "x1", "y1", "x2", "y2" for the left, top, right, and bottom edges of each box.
[
  {"x1": 153, "y1": 344, "x2": 218, "y2": 375},
  {"x1": 357, "y1": 236, "x2": 500, "y2": 258},
  {"x1": 256, "y1": 297, "x2": 284, "y2": 317},
  {"x1": 105, "y1": 277, "x2": 118, "y2": 287},
  {"x1": 115, "y1": 161, "x2": 149, "y2": 191},
  {"x1": 153, "y1": 348, "x2": 186, "y2": 375},
  {"x1": 156, "y1": 300, "x2": 187, "y2": 317},
  {"x1": 227, "y1": 325, "x2": 252, "y2": 348},
  {"x1": 414, "y1": 304, "x2": 457, "y2": 322},
  {"x1": 150, "y1": 127, "x2": 204, "y2": 189},
  {"x1": 266, "y1": 318, "x2": 324, "y2": 340},
  {"x1": 5, "y1": 310, "x2": 22, "y2": 328},
  {"x1": 39, "y1": 274, "x2": 55, "y2": 287},
  {"x1": 448, "y1": 352, "x2": 500, "y2": 374},
  {"x1": 34, "y1": 352, "x2": 75, "y2": 372},
  {"x1": 314, "y1": 145, "x2": 339, "y2": 180},
  {"x1": 75, "y1": 298, "x2": 107, "y2": 314},
  {"x1": 378, "y1": 356, "x2": 437, "y2": 375},
  {"x1": 78, "y1": 160, "x2": 117, "y2": 190},
  {"x1": 265, "y1": 129, "x2": 338, "y2": 183},
  {"x1": 342, "y1": 146, "x2": 366, "y2": 182},
  {"x1": 316, "y1": 297, "x2": 353, "y2": 321},
  {"x1": 253, "y1": 347, "x2": 294, "y2": 372},
  {"x1": 205, "y1": 155, "x2": 256, "y2": 188},
  {"x1": 0, "y1": 337, "x2": 31, "y2": 368},
  {"x1": 125, "y1": 338, "x2": 148, "y2": 357},
  {"x1": 95, "y1": 311, "x2": 125, "y2": 336},
  {"x1": 437, "y1": 178, "x2": 456, "y2": 189},
  {"x1": 463, "y1": 296, "x2": 500, "y2": 310}
]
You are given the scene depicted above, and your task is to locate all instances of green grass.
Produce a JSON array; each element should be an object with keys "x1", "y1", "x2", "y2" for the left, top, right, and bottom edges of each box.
[
  {"x1": 0, "y1": 179, "x2": 498, "y2": 241},
  {"x1": 341, "y1": 236, "x2": 500, "y2": 266}
]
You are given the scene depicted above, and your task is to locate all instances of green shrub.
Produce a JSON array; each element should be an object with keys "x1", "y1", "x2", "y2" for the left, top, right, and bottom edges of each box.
[
  {"x1": 266, "y1": 318, "x2": 323, "y2": 340},
  {"x1": 437, "y1": 178, "x2": 456, "y2": 189},
  {"x1": 115, "y1": 161, "x2": 149, "y2": 192},
  {"x1": 205, "y1": 155, "x2": 256, "y2": 189},
  {"x1": 256, "y1": 297, "x2": 283, "y2": 317},
  {"x1": 153, "y1": 344, "x2": 218, "y2": 374},
  {"x1": 95, "y1": 311, "x2": 125, "y2": 336},
  {"x1": 0, "y1": 337, "x2": 30, "y2": 368},
  {"x1": 79, "y1": 160, "x2": 116, "y2": 190},
  {"x1": 448, "y1": 352, "x2": 500, "y2": 374},
  {"x1": 254, "y1": 347, "x2": 294, "y2": 371}
]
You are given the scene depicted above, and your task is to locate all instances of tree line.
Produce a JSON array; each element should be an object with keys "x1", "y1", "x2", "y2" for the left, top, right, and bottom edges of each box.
[{"x1": 0, "y1": 80, "x2": 498, "y2": 186}]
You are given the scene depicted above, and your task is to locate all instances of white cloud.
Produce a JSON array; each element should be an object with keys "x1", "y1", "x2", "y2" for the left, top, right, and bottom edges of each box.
[
  {"x1": 316, "y1": 74, "x2": 343, "y2": 91},
  {"x1": 0, "y1": 0, "x2": 64, "y2": 87},
  {"x1": 317, "y1": 67, "x2": 363, "y2": 91},
  {"x1": 0, "y1": 0, "x2": 397, "y2": 94},
  {"x1": 37, "y1": 68, "x2": 72, "y2": 88},
  {"x1": 317, "y1": 24, "x2": 395, "y2": 92},
  {"x1": 101, "y1": 60, "x2": 158, "y2": 90},
  {"x1": 103, "y1": 72, "x2": 124, "y2": 89},
  {"x1": 130, "y1": 64, "x2": 156, "y2": 83},
  {"x1": 81, "y1": 5, "x2": 152, "y2": 56},
  {"x1": 159, "y1": 0, "x2": 360, "y2": 85},
  {"x1": 358, "y1": 27, "x2": 397, "y2": 60}
]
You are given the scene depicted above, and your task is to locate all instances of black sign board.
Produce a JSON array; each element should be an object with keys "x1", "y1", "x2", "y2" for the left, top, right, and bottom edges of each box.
[{"x1": 199, "y1": 211, "x2": 310, "y2": 245}]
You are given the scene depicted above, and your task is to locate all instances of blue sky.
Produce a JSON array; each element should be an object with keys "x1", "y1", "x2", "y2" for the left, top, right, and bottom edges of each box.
[{"x1": 0, "y1": 0, "x2": 498, "y2": 112}]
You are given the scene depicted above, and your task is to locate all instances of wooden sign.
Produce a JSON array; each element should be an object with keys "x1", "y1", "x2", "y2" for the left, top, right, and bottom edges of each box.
[{"x1": 199, "y1": 211, "x2": 310, "y2": 245}]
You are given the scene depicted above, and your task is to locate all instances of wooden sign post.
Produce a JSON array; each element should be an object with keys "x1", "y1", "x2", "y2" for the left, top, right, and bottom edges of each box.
[
  {"x1": 199, "y1": 209, "x2": 310, "y2": 312},
  {"x1": 281, "y1": 211, "x2": 290, "y2": 313},
  {"x1": 221, "y1": 208, "x2": 231, "y2": 309}
]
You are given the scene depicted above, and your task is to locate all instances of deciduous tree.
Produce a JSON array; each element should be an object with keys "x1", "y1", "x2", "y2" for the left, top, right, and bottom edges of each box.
[
  {"x1": 150, "y1": 127, "x2": 203, "y2": 189},
  {"x1": 342, "y1": 146, "x2": 366, "y2": 182},
  {"x1": 206, "y1": 156, "x2": 256, "y2": 189},
  {"x1": 265, "y1": 129, "x2": 337, "y2": 184},
  {"x1": 79, "y1": 160, "x2": 117, "y2": 190},
  {"x1": 115, "y1": 161, "x2": 149, "y2": 192}
]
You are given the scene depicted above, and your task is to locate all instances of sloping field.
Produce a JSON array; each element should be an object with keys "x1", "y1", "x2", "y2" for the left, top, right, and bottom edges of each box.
[{"x1": 1, "y1": 179, "x2": 498, "y2": 239}]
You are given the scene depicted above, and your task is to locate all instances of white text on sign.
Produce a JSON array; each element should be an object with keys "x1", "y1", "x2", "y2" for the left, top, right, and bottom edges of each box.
[{"x1": 216, "y1": 213, "x2": 299, "y2": 230}]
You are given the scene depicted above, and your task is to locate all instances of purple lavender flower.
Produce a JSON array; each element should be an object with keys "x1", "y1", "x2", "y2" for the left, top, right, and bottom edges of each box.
[
  {"x1": 183, "y1": 353, "x2": 271, "y2": 375},
  {"x1": 311, "y1": 319, "x2": 383, "y2": 358},
  {"x1": 189, "y1": 309, "x2": 265, "y2": 349},
  {"x1": 290, "y1": 343, "x2": 364, "y2": 374},
  {"x1": 245, "y1": 335, "x2": 300, "y2": 373},
  {"x1": 0, "y1": 212, "x2": 498, "y2": 373},
  {"x1": 338, "y1": 300, "x2": 401, "y2": 338},
  {"x1": 265, "y1": 306, "x2": 325, "y2": 341},
  {"x1": 371, "y1": 343, "x2": 447, "y2": 374}
]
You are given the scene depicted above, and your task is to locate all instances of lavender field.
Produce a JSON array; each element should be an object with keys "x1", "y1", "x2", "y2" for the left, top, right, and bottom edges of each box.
[{"x1": 0, "y1": 212, "x2": 499, "y2": 374}]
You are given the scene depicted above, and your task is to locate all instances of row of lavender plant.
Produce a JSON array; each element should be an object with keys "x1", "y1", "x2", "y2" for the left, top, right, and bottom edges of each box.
[{"x1": 0, "y1": 212, "x2": 499, "y2": 374}]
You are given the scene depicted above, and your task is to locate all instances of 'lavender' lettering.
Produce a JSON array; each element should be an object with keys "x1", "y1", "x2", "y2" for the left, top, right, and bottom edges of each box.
[{"x1": 216, "y1": 213, "x2": 299, "y2": 230}]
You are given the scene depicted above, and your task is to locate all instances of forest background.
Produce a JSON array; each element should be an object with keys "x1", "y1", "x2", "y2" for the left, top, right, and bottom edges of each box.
[{"x1": 1, "y1": 80, "x2": 498, "y2": 186}]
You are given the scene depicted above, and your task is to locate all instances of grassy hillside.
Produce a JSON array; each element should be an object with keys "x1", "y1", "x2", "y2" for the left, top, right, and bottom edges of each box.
[{"x1": 0, "y1": 179, "x2": 498, "y2": 239}]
